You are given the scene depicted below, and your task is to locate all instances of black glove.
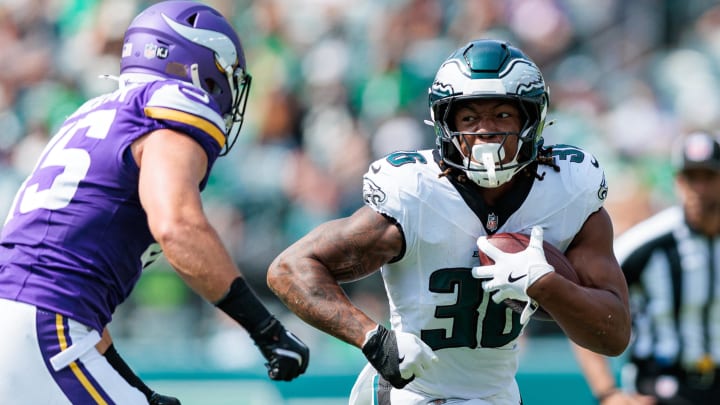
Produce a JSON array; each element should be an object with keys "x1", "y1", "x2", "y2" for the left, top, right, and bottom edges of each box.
[
  {"x1": 361, "y1": 325, "x2": 414, "y2": 389},
  {"x1": 149, "y1": 392, "x2": 181, "y2": 405},
  {"x1": 250, "y1": 317, "x2": 309, "y2": 381}
]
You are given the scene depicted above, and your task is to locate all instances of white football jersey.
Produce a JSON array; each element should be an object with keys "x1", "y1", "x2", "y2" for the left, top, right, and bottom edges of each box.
[{"x1": 361, "y1": 146, "x2": 607, "y2": 400}]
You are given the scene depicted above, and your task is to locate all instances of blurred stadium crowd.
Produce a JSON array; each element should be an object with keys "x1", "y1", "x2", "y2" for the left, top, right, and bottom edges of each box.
[{"x1": 2, "y1": 0, "x2": 720, "y2": 371}]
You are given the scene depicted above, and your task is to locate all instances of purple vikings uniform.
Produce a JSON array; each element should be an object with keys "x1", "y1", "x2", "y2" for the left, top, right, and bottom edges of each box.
[
  {"x1": 0, "y1": 78, "x2": 223, "y2": 331},
  {"x1": 0, "y1": 77, "x2": 224, "y2": 403},
  {"x1": 0, "y1": 2, "x2": 315, "y2": 403}
]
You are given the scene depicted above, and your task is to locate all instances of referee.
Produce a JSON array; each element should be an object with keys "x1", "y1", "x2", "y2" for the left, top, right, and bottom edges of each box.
[{"x1": 574, "y1": 131, "x2": 720, "y2": 405}]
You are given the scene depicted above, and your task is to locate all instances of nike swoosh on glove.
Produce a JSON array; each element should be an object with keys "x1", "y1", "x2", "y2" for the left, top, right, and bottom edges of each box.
[
  {"x1": 251, "y1": 317, "x2": 309, "y2": 381},
  {"x1": 362, "y1": 325, "x2": 438, "y2": 389},
  {"x1": 471, "y1": 226, "x2": 554, "y2": 324}
]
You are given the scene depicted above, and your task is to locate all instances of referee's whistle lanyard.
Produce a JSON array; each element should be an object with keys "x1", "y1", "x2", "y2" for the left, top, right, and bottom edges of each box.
[{"x1": 49, "y1": 329, "x2": 102, "y2": 371}]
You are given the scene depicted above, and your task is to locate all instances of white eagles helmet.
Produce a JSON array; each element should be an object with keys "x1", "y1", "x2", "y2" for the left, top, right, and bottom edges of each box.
[{"x1": 428, "y1": 39, "x2": 549, "y2": 187}]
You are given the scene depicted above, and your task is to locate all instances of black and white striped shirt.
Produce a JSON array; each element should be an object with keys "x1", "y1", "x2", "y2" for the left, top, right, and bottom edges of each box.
[{"x1": 618, "y1": 206, "x2": 720, "y2": 370}]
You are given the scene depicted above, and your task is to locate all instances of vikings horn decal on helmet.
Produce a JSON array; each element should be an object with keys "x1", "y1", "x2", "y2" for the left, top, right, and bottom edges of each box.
[
  {"x1": 427, "y1": 39, "x2": 549, "y2": 187},
  {"x1": 120, "y1": 0, "x2": 252, "y2": 155}
]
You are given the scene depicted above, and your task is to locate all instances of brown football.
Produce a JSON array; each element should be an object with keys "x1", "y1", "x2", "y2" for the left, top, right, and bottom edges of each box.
[{"x1": 477, "y1": 232, "x2": 580, "y2": 321}]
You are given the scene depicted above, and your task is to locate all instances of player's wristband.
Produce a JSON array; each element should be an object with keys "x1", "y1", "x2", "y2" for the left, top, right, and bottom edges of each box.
[{"x1": 215, "y1": 276, "x2": 273, "y2": 334}]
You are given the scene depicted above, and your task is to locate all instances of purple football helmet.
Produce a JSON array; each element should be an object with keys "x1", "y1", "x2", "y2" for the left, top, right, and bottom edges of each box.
[{"x1": 120, "y1": 0, "x2": 251, "y2": 154}]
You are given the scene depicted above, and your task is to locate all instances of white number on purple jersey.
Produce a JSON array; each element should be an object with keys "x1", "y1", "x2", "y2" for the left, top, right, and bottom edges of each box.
[{"x1": 4, "y1": 109, "x2": 116, "y2": 223}]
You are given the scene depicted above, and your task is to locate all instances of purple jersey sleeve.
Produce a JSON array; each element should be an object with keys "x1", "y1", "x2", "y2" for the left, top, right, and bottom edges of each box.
[{"x1": 0, "y1": 79, "x2": 224, "y2": 332}]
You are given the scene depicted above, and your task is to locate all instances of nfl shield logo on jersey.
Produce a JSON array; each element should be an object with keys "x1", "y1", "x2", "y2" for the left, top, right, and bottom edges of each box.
[{"x1": 486, "y1": 212, "x2": 498, "y2": 232}]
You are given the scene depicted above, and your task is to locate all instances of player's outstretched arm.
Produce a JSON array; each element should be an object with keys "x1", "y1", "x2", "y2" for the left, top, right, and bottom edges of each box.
[
  {"x1": 267, "y1": 206, "x2": 437, "y2": 387},
  {"x1": 133, "y1": 130, "x2": 308, "y2": 381},
  {"x1": 267, "y1": 206, "x2": 399, "y2": 348}
]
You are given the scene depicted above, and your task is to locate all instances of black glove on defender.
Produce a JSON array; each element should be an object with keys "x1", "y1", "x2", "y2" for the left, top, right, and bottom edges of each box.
[
  {"x1": 251, "y1": 316, "x2": 309, "y2": 381},
  {"x1": 215, "y1": 277, "x2": 310, "y2": 382}
]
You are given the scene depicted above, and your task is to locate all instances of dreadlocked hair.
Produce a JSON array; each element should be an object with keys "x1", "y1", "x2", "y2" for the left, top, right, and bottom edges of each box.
[
  {"x1": 534, "y1": 145, "x2": 560, "y2": 181},
  {"x1": 437, "y1": 145, "x2": 560, "y2": 183}
]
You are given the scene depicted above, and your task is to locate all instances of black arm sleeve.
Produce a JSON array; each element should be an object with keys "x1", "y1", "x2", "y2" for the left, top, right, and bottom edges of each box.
[{"x1": 104, "y1": 344, "x2": 153, "y2": 399}]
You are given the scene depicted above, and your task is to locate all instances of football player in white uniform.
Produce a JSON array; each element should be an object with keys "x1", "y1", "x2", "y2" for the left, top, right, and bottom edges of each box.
[{"x1": 267, "y1": 39, "x2": 631, "y2": 404}]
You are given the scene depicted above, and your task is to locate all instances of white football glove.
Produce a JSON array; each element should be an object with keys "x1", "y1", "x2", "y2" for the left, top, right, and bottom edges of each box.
[
  {"x1": 471, "y1": 226, "x2": 554, "y2": 324},
  {"x1": 362, "y1": 325, "x2": 438, "y2": 388},
  {"x1": 395, "y1": 329, "x2": 438, "y2": 380}
]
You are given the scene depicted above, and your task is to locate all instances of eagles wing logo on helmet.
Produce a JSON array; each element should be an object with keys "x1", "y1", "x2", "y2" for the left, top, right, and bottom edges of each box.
[
  {"x1": 429, "y1": 80, "x2": 454, "y2": 101},
  {"x1": 427, "y1": 39, "x2": 550, "y2": 188},
  {"x1": 503, "y1": 59, "x2": 545, "y2": 96}
]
